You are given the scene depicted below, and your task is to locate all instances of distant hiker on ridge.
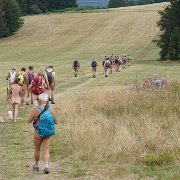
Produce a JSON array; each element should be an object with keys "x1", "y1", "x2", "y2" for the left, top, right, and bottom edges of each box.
[
  {"x1": 72, "y1": 57, "x2": 80, "y2": 77},
  {"x1": 91, "y1": 57, "x2": 98, "y2": 78}
]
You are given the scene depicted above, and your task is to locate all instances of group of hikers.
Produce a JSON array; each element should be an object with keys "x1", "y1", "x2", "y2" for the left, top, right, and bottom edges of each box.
[
  {"x1": 6, "y1": 65, "x2": 56, "y2": 122},
  {"x1": 6, "y1": 65, "x2": 57, "y2": 174},
  {"x1": 4, "y1": 53, "x2": 131, "y2": 174},
  {"x1": 72, "y1": 54, "x2": 131, "y2": 78}
]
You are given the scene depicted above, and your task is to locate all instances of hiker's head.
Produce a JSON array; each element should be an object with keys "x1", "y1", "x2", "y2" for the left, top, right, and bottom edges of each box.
[
  {"x1": 38, "y1": 93, "x2": 48, "y2": 104},
  {"x1": 39, "y1": 66, "x2": 45, "y2": 74},
  {"x1": 46, "y1": 65, "x2": 50, "y2": 69},
  {"x1": 12, "y1": 67, "x2": 16, "y2": 71},
  {"x1": 14, "y1": 78, "x2": 20, "y2": 84},
  {"x1": 38, "y1": 72, "x2": 43, "y2": 77},
  {"x1": 21, "y1": 67, "x2": 26, "y2": 72},
  {"x1": 29, "y1": 66, "x2": 33, "y2": 70}
]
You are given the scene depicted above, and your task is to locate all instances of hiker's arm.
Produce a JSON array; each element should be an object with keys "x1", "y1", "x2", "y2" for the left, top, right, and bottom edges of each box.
[
  {"x1": 6, "y1": 72, "x2": 10, "y2": 80},
  {"x1": 27, "y1": 109, "x2": 36, "y2": 123},
  {"x1": 24, "y1": 74, "x2": 27, "y2": 85},
  {"x1": 53, "y1": 72, "x2": 56, "y2": 85},
  {"x1": 51, "y1": 109, "x2": 58, "y2": 125},
  {"x1": 19, "y1": 87, "x2": 23, "y2": 97},
  {"x1": 45, "y1": 74, "x2": 49, "y2": 88},
  {"x1": 8, "y1": 86, "x2": 12, "y2": 95}
]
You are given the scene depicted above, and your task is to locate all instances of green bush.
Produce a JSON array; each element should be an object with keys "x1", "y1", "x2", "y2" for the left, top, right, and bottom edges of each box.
[{"x1": 144, "y1": 153, "x2": 175, "y2": 166}]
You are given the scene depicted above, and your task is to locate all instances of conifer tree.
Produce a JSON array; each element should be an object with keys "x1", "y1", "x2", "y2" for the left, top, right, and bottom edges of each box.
[
  {"x1": 0, "y1": 0, "x2": 6, "y2": 37},
  {"x1": 154, "y1": 0, "x2": 180, "y2": 60},
  {"x1": 3, "y1": 0, "x2": 23, "y2": 37}
]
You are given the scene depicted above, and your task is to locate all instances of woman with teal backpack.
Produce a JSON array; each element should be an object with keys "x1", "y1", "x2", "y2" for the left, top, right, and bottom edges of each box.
[{"x1": 28, "y1": 93, "x2": 58, "y2": 174}]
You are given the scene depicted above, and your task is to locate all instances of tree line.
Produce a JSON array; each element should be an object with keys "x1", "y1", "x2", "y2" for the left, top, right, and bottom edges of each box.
[
  {"x1": 16, "y1": 0, "x2": 77, "y2": 15},
  {"x1": 0, "y1": 0, "x2": 77, "y2": 37},
  {"x1": 108, "y1": 0, "x2": 169, "y2": 8}
]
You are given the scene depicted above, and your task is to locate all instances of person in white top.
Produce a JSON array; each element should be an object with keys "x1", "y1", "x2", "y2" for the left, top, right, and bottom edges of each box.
[{"x1": 6, "y1": 67, "x2": 18, "y2": 86}]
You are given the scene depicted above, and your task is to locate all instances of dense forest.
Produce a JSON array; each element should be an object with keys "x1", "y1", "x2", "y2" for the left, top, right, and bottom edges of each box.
[{"x1": 16, "y1": 0, "x2": 77, "y2": 15}]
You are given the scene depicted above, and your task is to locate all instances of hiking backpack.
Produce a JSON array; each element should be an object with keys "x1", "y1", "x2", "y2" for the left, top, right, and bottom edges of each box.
[
  {"x1": 9, "y1": 71, "x2": 16, "y2": 84},
  {"x1": 18, "y1": 72, "x2": 25, "y2": 86},
  {"x1": 115, "y1": 58, "x2": 119, "y2": 65},
  {"x1": 105, "y1": 60, "x2": 111, "y2": 68},
  {"x1": 73, "y1": 61, "x2": 79, "y2": 68},
  {"x1": 32, "y1": 76, "x2": 43, "y2": 95},
  {"x1": 36, "y1": 105, "x2": 55, "y2": 137},
  {"x1": 46, "y1": 71, "x2": 53, "y2": 84},
  {"x1": 91, "y1": 60, "x2": 97, "y2": 68},
  {"x1": 27, "y1": 71, "x2": 35, "y2": 85},
  {"x1": 117, "y1": 59, "x2": 122, "y2": 65}
]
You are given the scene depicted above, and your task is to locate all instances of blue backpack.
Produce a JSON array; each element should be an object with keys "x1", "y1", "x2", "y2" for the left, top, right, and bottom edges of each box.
[
  {"x1": 91, "y1": 60, "x2": 97, "y2": 67},
  {"x1": 118, "y1": 59, "x2": 122, "y2": 65},
  {"x1": 36, "y1": 105, "x2": 55, "y2": 137}
]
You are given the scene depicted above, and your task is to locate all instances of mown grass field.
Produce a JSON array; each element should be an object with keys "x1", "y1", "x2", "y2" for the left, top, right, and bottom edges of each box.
[{"x1": 0, "y1": 2, "x2": 180, "y2": 180}]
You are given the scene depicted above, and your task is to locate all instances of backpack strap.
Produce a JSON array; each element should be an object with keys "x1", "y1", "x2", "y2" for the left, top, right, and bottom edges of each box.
[{"x1": 33, "y1": 104, "x2": 49, "y2": 128}]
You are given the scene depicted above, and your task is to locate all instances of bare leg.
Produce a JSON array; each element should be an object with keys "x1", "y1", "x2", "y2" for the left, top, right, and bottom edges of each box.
[
  {"x1": 34, "y1": 131, "x2": 43, "y2": 161},
  {"x1": 21, "y1": 88, "x2": 25, "y2": 106},
  {"x1": 43, "y1": 136, "x2": 51, "y2": 173},
  {"x1": 13, "y1": 103, "x2": 19, "y2": 122}
]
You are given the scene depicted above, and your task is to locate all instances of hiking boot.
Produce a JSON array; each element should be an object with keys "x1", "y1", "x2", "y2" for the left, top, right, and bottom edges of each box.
[
  {"x1": 75, "y1": 74, "x2": 77, "y2": 77},
  {"x1": 51, "y1": 99, "x2": 55, "y2": 104},
  {"x1": 43, "y1": 167, "x2": 49, "y2": 174},
  {"x1": 105, "y1": 75, "x2": 108, "y2": 77},
  {"x1": 93, "y1": 75, "x2": 96, "y2": 78},
  {"x1": 49, "y1": 98, "x2": 51, "y2": 102},
  {"x1": 33, "y1": 165, "x2": 39, "y2": 172}
]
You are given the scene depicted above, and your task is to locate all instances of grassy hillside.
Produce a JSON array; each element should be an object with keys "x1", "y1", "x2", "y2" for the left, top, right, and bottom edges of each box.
[
  {"x1": 0, "y1": 2, "x2": 180, "y2": 180},
  {"x1": 0, "y1": 2, "x2": 179, "y2": 95}
]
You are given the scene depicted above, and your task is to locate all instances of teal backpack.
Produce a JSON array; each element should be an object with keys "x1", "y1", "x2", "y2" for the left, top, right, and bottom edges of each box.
[{"x1": 36, "y1": 105, "x2": 55, "y2": 137}]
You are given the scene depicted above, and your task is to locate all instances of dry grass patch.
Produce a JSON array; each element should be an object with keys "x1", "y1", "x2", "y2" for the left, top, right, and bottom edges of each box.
[{"x1": 54, "y1": 87, "x2": 180, "y2": 165}]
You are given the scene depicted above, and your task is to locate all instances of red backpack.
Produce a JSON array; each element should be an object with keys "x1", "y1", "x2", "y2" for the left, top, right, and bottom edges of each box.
[{"x1": 32, "y1": 76, "x2": 44, "y2": 95}]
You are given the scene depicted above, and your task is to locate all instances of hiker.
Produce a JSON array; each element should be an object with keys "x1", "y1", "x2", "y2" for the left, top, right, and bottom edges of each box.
[
  {"x1": 104, "y1": 58, "x2": 111, "y2": 77},
  {"x1": 27, "y1": 66, "x2": 35, "y2": 105},
  {"x1": 91, "y1": 58, "x2": 98, "y2": 78},
  {"x1": 46, "y1": 65, "x2": 55, "y2": 104},
  {"x1": 72, "y1": 58, "x2": 80, "y2": 77},
  {"x1": 115, "y1": 56, "x2": 122, "y2": 72},
  {"x1": 109, "y1": 58, "x2": 113, "y2": 74},
  {"x1": 28, "y1": 93, "x2": 58, "y2": 174},
  {"x1": 29, "y1": 72, "x2": 46, "y2": 107},
  {"x1": 6, "y1": 67, "x2": 18, "y2": 86},
  {"x1": 122, "y1": 54, "x2": 128, "y2": 68},
  {"x1": 18, "y1": 67, "x2": 27, "y2": 106},
  {"x1": 102, "y1": 56, "x2": 107, "y2": 74},
  {"x1": 39, "y1": 66, "x2": 49, "y2": 91},
  {"x1": 9, "y1": 78, "x2": 22, "y2": 122}
]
